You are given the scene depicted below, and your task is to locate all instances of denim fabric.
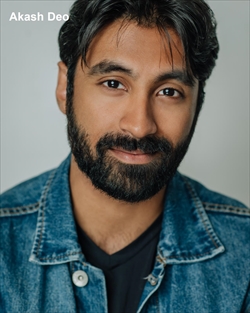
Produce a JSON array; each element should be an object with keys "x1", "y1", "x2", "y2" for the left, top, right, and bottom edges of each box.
[{"x1": 0, "y1": 155, "x2": 250, "y2": 313}]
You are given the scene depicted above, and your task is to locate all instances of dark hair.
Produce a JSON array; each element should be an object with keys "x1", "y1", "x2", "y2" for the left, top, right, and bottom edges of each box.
[{"x1": 58, "y1": 0, "x2": 219, "y2": 112}]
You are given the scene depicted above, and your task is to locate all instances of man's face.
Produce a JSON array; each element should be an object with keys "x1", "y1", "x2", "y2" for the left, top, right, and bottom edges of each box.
[{"x1": 66, "y1": 20, "x2": 199, "y2": 202}]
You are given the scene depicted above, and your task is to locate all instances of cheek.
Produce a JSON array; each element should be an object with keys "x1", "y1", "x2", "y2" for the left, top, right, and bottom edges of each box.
[
  {"x1": 156, "y1": 87, "x2": 198, "y2": 146},
  {"x1": 155, "y1": 105, "x2": 196, "y2": 146},
  {"x1": 72, "y1": 84, "x2": 120, "y2": 146}
]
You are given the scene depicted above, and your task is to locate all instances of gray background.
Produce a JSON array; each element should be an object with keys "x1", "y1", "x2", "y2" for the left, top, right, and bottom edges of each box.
[{"x1": 1, "y1": 1, "x2": 249, "y2": 206}]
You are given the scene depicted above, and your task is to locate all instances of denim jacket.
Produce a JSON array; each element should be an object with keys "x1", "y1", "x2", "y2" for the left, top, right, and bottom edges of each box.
[{"x1": 1, "y1": 155, "x2": 250, "y2": 313}]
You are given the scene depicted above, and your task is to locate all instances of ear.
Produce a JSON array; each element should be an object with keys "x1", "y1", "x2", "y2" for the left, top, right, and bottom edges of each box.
[{"x1": 56, "y1": 61, "x2": 68, "y2": 114}]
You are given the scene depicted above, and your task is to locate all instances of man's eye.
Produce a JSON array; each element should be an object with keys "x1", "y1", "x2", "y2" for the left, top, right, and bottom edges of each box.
[
  {"x1": 103, "y1": 80, "x2": 125, "y2": 90},
  {"x1": 158, "y1": 88, "x2": 182, "y2": 97}
]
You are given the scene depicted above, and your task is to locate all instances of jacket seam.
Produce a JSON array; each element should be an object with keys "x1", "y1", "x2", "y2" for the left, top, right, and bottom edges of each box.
[
  {"x1": 0, "y1": 202, "x2": 40, "y2": 217},
  {"x1": 156, "y1": 289, "x2": 160, "y2": 313},
  {"x1": 182, "y1": 176, "x2": 219, "y2": 249},
  {"x1": 203, "y1": 202, "x2": 250, "y2": 216},
  {"x1": 166, "y1": 248, "x2": 219, "y2": 260},
  {"x1": 35, "y1": 170, "x2": 57, "y2": 257},
  {"x1": 36, "y1": 251, "x2": 82, "y2": 261}
]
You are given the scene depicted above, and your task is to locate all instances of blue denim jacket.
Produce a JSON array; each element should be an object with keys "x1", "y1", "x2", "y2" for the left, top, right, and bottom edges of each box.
[{"x1": 1, "y1": 155, "x2": 250, "y2": 313}]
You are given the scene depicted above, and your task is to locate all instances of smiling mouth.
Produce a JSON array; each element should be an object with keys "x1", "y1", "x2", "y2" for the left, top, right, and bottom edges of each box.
[{"x1": 109, "y1": 148, "x2": 158, "y2": 164}]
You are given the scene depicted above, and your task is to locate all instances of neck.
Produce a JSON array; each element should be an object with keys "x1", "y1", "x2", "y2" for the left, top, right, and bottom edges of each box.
[{"x1": 70, "y1": 156, "x2": 166, "y2": 254}]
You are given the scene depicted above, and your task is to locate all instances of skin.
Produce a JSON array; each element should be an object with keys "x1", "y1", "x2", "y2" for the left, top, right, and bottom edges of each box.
[{"x1": 56, "y1": 20, "x2": 199, "y2": 254}]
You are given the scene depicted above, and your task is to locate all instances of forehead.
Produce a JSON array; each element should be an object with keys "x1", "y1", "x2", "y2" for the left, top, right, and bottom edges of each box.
[{"x1": 85, "y1": 19, "x2": 185, "y2": 74}]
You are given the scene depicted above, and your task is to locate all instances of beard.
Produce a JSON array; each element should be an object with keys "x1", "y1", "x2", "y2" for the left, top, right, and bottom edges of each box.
[{"x1": 66, "y1": 101, "x2": 195, "y2": 203}]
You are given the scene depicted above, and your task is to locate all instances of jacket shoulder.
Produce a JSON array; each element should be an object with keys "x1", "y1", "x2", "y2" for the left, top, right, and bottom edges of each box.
[
  {"x1": 182, "y1": 174, "x2": 250, "y2": 216},
  {"x1": 0, "y1": 169, "x2": 55, "y2": 216}
]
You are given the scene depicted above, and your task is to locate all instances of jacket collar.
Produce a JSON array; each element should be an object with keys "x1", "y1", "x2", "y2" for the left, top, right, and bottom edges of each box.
[
  {"x1": 29, "y1": 155, "x2": 83, "y2": 265},
  {"x1": 158, "y1": 172, "x2": 224, "y2": 264},
  {"x1": 29, "y1": 155, "x2": 224, "y2": 265}
]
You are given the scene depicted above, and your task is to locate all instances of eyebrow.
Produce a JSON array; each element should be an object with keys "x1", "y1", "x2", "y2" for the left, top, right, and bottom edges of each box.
[
  {"x1": 88, "y1": 60, "x2": 134, "y2": 77},
  {"x1": 88, "y1": 60, "x2": 195, "y2": 87},
  {"x1": 154, "y1": 71, "x2": 195, "y2": 87}
]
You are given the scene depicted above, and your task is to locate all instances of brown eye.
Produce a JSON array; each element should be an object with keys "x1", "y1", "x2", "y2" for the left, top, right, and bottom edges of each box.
[
  {"x1": 103, "y1": 80, "x2": 124, "y2": 89},
  {"x1": 158, "y1": 88, "x2": 180, "y2": 97}
]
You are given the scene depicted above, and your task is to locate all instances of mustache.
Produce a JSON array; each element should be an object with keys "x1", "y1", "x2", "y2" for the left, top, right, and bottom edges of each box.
[{"x1": 96, "y1": 133, "x2": 173, "y2": 155}]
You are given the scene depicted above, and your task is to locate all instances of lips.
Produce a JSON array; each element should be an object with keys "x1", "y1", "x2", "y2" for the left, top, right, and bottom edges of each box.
[
  {"x1": 112, "y1": 148, "x2": 152, "y2": 154},
  {"x1": 109, "y1": 148, "x2": 157, "y2": 164}
]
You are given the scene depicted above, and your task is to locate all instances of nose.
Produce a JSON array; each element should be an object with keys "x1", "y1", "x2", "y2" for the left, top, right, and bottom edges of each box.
[{"x1": 119, "y1": 93, "x2": 157, "y2": 139}]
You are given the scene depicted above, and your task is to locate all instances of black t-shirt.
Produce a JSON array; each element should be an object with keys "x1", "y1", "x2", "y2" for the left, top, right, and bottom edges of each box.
[{"x1": 77, "y1": 214, "x2": 162, "y2": 313}]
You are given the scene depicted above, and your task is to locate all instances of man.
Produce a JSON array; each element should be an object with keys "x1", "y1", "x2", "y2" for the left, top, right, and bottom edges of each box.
[{"x1": 0, "y1": 0, "x2": 249, "y2": 312}]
